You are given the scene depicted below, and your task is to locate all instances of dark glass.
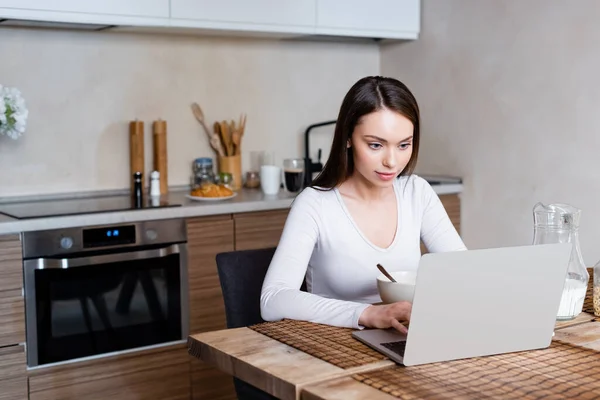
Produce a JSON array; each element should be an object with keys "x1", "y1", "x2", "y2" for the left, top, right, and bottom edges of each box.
[
  {"x1": 284, "y1": 169, "x2": 304, "y2": 192},
  {"x1": 283, "y1": 158, "x2": 305, "y2": 193},
  {"x1": 34, "y1": 254, "x2": 182, "y2": 366}
]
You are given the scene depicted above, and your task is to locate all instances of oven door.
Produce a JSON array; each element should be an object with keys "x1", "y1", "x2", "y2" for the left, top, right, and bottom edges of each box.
[{"x1": 24, "y1": 243, "x2": 189, "y2": 368}]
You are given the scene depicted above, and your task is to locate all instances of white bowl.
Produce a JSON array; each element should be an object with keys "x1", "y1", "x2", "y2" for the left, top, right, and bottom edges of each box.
[{"x1": 377, "y1": 271, "x2": 417, "y2": 304}]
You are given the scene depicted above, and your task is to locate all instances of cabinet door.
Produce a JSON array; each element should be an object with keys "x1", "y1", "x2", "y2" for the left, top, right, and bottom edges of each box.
[
  {"x1": 234, "y1": 209, "x2": 289, "y2": 251},
  {"x1": 316, "y1": 0, "x2": 420, "y2": 39},
  {"x1": 28, "y1": 344, "x2": 190, "y2": 400},
  {"x1": 0, "y1": 235, "x2": 25, "y2": 348},
  {"x1": 186, "y1": 216, "x2": 236, "y2": 400},
  {"x1": 171, "y1": 0, "x2": 316, "y2": 33},
  {"x1": 0, "y1": 345, "x2": 27, "y2": 400},
  {"x1": 0, "y1": 0, "x2": 169, "y2": 18}
]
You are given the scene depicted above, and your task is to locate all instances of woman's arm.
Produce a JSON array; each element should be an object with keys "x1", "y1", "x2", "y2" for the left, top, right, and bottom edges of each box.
[
  {"x1": 419, "y1": 180, "x2": 467, "y2": 253},
  {"x1": 260, "y1": 189, "x2": 371, "y2": 329}
]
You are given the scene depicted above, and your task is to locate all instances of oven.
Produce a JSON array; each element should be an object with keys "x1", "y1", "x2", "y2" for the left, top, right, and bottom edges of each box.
[{"x1": 22, "y1": 218, "x2": 189, "y2": 368}]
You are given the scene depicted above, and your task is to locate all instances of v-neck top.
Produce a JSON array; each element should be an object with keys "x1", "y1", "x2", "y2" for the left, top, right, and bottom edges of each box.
[
  {"x1": 260, "y1": 174, "x2": 467, "y2": 329},
  {"x1": 333, "y1": 181, "x2": 401, "y2": 252}
]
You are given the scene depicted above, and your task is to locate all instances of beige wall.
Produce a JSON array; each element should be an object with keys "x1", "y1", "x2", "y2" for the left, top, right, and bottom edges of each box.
[
  {"x1": 382, "y1": 0, "x2": 600, "y2": 265},
  {"x1": 0, "y1": 27, "x2": 378, "y2": 197}
]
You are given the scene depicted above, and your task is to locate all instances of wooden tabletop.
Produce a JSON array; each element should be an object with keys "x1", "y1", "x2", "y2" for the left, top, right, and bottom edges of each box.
[
  {"x1": 187, "y1": 326, "x2": 393, "y2": 400},
  {"x1": 188, "y1": 313, "x2": 600, "y2": 400}
]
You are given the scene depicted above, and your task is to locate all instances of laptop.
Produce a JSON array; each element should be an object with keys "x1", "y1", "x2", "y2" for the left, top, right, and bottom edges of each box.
[{"x1": 352, "y1": 243, "x2": 573, "y2": 366}]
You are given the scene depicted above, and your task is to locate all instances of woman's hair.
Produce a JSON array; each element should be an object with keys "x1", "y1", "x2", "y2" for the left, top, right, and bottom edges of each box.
[{"x1": 310, "y1": 76, "x2": 420, "y2": 190}]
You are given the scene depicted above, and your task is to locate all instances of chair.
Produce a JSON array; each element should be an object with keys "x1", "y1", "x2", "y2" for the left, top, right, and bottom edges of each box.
[{"x1": 216, "y1": 247, "x2": 279, "y2": 400}]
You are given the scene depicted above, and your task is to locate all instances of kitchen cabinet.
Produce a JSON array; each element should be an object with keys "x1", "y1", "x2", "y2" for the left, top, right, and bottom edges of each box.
[
  {"x1": 0, "y1": 235, "x2": 27, "y2": 400},
  {"x1": 316, "y1": 0, "x2": 420, "y2": 39},
  {"x1": 0, "y1": 345, "x2": 27, "y2": 400},
  {"x1": 170, "y1": 0, "x2": 316, "y2": 35},
  {"x1": 0, "y1": 235, "x2": 25, "y2": 349},
  {"x1": 233, "y1": 209, "x2": 289, "y2": 251},
  {"x1": 28, "y1": 343, "x2": 190, "y2": 400},
  {"x1": 0, "y1": 0, "x2": 169, "y2": 25},
  {"x1": 421, "y1": 194, "x2": 461, "y2": 254},
  {"x1": 186, "y1": 215, "x2": 236, "y2": 400},
  {"x1": 0, "y1": 0, "x2": 420, "y2": 41}
]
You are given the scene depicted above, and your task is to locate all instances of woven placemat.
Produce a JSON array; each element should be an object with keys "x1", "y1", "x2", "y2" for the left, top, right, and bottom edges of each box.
[
  {"x1": 352, "y1": 340, "x2": 600, "y2": 399},
  {"x1": 249, "y1": 319, "x2": 387, "y2": 369}
]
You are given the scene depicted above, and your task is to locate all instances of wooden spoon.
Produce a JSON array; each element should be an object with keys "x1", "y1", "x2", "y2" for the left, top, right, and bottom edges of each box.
[
  {"x1": 377, "y1": 263, "x2": 397, "y2": 283},
  {"x1": 191, "y1": 103, "x2": 224, "y2": 156}
]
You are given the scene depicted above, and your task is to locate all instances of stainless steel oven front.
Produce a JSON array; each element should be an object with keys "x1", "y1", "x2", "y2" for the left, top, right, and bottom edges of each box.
[{"x1": 22, "y1": 218, "x2": 189, "y2": 368}]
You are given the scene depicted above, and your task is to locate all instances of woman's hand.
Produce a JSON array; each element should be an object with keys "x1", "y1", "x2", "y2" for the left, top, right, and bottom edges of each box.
[{"x1": 358, "y1": 302, "x2": 412, "y2": 334}]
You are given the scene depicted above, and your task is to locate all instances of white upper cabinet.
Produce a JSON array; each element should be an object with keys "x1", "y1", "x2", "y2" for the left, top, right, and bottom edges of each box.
[
  {"x1": 0, "y1": 0, "x2": 169, "y2": 25},
  {"x1": 316, "y1": 0, "x2": 420, "y2": 39},
  {"x1": 170, "y1": 0, "x2": 316, "y2": 35},
  {"x1": 0, "y1": 0, "x2": 420, "y2": 41}
]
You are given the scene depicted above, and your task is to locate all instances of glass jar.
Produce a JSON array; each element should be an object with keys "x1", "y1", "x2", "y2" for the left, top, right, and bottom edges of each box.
[
  {"x1": 532, "y1": 202, "x2": 589, "y2": 320},
  {"x1": 245, "y1": 171, "x2": 260, "y2": 189},
  {"x1": 192, "y1": 158, "x2": 216, "y2": 189},
  {"x1": 216, "y1": 172, "x2": 233, "y2": 189}
]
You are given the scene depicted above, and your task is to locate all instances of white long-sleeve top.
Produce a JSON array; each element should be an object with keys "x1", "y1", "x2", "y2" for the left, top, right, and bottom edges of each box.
[{"x1": 260, "y1": 174, "x2": 467, "y2": 329}]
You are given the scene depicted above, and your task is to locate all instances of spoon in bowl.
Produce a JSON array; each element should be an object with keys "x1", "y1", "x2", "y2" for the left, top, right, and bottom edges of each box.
[{"x1": 376, "y1": 263, "x2": 397, "y2": 283}]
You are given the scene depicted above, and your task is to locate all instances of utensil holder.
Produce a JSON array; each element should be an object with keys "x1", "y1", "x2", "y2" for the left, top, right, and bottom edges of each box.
[{"x1": 218, "y1": 154, "x2": 242, "y2": 191}]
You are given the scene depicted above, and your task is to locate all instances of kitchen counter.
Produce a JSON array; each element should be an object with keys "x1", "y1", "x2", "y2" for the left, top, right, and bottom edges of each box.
[{"x1": 0, "y1": 180, "x2": 463, "y2": 235}]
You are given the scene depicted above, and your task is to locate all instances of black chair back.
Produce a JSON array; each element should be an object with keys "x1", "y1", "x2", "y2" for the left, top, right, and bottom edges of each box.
[{"x1": 215, "y1": 247, "x2": 279, "y2": 400}]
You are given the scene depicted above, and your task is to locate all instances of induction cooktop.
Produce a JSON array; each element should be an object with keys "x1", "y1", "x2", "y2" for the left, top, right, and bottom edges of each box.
[{"x1": 0, "y1": 194, "x2": 181, "y2": 220}]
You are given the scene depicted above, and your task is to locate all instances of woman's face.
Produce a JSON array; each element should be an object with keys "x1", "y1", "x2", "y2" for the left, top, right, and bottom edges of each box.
[{"x1": 349, "y1": 108, "x2": 414, "y2": 188}]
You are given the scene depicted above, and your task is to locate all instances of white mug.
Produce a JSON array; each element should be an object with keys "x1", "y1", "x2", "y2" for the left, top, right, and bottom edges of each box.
[{"x1": 260, "y1": 165, "x2": 281, "y2": 195}]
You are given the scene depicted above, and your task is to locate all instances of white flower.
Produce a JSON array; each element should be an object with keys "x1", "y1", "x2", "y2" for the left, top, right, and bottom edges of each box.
[{"x1": 0, "y1": 85, "x2": 28, "y2": 140}]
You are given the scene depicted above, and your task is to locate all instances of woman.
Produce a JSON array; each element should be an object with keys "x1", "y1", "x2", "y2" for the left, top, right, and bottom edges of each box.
[{"x1": 260, "y1": 76, "x2": 466, "y2": 334}]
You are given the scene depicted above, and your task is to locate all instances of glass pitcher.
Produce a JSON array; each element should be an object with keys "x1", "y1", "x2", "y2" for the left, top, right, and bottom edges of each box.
[{"x1": 532, "y1": 202, "x2": 589, "y2": 320}]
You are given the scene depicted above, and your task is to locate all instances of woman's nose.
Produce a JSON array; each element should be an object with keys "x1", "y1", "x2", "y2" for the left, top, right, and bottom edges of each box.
[{"x1": 383, "y1": 149, "x2": 397, "y2": 168}]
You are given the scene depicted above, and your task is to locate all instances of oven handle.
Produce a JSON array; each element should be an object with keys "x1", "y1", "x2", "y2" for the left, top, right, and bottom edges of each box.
[{"x1": 31, "y1": 244, "x2": 181, "y2": 269}]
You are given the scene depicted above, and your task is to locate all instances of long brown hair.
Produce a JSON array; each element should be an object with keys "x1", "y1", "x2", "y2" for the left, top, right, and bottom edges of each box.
[{"x1": 310, "y1": 76, "x2": 420, "y2": 190}]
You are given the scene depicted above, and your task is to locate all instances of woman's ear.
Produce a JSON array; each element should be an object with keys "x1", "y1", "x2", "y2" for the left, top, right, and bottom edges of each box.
[{"x1": 347, "y1": 139, "x2": 351, "y2": 148}]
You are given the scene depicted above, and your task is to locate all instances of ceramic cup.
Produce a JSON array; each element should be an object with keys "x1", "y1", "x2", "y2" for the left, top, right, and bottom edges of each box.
[{"x1": 260, "y1": 165, "x2": 281, "y2": 195}]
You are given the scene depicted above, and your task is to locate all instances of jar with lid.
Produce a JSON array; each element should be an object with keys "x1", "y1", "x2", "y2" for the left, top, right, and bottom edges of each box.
[
  {"x1": 192, "y1": 158, "x2": 216, "y2": 189},
  {"x1": 532, "y1": 202, "x2": 589, "y2": 320}
]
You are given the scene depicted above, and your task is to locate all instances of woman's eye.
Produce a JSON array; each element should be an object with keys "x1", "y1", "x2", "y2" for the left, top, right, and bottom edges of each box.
[
  {"x1": 369, "y1": 143, "x2": 382, "y2": 150},
  {"x1": 399, "y1": 143, "x2": 411, "y2": 150}
]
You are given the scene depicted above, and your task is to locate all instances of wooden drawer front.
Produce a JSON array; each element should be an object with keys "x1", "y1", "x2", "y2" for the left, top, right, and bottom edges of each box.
[
  {"x1": 0, "y1": 235, "x2": 22, "y2": 292},
  {"x1": 234, "y1": 209, "x2": 289, "y2": 251},
  {"x1": 28, "y1": 344, "x2": 190, "y2": 400},
  {"x1": 0, "y1": 290, "x2": 25, "y2": 347},
  {"x1": 187, "y1": 216, "x2": 234, "y2": 334},
  {"x1": 0, "y1": 345, "x2": 27, "y2": 400}
]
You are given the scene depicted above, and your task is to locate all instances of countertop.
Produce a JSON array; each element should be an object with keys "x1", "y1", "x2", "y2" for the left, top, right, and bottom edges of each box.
[{"x1": 0, "y1": 181, "x2": 463, "y2": 235}]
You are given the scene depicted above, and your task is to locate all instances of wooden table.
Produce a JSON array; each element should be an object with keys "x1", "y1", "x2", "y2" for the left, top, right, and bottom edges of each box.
[
  {"x1": 188, "y1": 313, "x2": 600, "y2": 400},
  {"x1": 187, "y1": 326, "x2": 393, "y2": 400}
]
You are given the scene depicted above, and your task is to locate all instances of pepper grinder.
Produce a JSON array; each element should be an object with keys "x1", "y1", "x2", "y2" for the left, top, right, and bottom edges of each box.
[{"x1": 132, "y1": 172, "x2": 144, "y2": 208}]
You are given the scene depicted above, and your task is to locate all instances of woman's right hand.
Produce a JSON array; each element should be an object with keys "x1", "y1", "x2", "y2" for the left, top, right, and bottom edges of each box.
[{"x1": 358, "y1": 302, "x2": 412, "y2": 334}]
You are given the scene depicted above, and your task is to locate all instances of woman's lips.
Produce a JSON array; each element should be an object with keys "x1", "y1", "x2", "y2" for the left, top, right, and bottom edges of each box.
[{"x1": 376, "y1": 171, "x2": 396, "y2": 181}]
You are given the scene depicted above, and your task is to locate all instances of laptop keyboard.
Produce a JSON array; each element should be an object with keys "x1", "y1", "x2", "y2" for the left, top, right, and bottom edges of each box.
[{"x1": 381, "y1": 340, "x2": 407, "y2": 357}]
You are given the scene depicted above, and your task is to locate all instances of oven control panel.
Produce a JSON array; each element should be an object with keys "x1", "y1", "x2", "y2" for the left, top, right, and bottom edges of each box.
[
  {"x1": 21, "y1": 219, "x2": 187, "y2": 259},
  {"x1": 83, "y1": 225, "x2": 136, "y2": 248}
]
